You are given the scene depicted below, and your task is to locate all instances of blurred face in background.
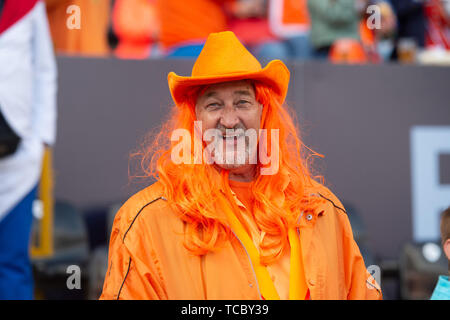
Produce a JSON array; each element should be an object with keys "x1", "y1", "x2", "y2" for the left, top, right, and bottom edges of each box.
[{"x1": 195, "y1": 80, "x2": 263, "y2": 180}]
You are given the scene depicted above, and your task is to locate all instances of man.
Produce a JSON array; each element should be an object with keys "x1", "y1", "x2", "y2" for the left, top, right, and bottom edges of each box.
[
  {"x1": 0, "y1": 0, "x2": 57, "y2": 299},
  {"x1": 100, "y1": 31, "x2": 381, "y2": 300}
]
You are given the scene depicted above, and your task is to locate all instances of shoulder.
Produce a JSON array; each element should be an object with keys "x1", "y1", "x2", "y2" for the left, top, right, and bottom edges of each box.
[
  {"x1": 303, "y1": 179, "x2": 354, "y2": 235},
  {"x1": 111, "y1": 181, "x2": 172, "y2": 242},
  {"x1": 304, "y1": 178, "x2": 347, "y2": 216}
]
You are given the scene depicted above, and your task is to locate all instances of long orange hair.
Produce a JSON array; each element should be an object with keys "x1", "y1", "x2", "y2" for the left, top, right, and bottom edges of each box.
[{"x1": 133, "y1": 80, "x2": 325, "y2": 265}]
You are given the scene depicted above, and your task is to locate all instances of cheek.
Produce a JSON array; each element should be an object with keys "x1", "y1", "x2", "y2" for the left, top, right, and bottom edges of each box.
[
  {"x1": 196, "y1": 111, "x2": 218, "y2": 132},
  {"x1": 243, "y1": 107, "x2": 262, "y2": 131}
]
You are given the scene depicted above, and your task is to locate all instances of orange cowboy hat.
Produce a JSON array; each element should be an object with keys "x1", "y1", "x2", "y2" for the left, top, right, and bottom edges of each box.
[{"x1": 167, "y1": 31, "x2": 290, "y2": 106}]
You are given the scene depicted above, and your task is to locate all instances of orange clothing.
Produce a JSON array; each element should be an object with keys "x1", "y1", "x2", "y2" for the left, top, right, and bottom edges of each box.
[
  {"x1": 228, "y1": 179, "x2": 291, "y2": 299},
  {"x1": 269, "y1": 0, "x2": 310, "y2": 38},
  {"x1": 100, "y1": 179, "x2": 381, "y2": 300},
  {"x1": 329, "y1": 38, "x2": 368, "y2": 64},
  {"x1": 112, "y1": 0, "x2": 159, "y2": 59},
  {"x1": 155, "y1": 0, "x2": 229, "y2": 49},
  {"x1": 281, "y1": 0, "x2": 309, "y2": 26},
  {"x1": 45, "y1": 0, "x2": 110, "y2": 56},
  {"x1": 229, "y1": 179, "x2": 254, "y2": 212},
  {"x1": 359, "y1": 20, "x2": 375, "y2": 48}
]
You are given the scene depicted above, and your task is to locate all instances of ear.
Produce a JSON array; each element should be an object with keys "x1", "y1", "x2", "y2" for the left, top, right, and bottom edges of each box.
[
  {"x1": 193, "y1": 101, "x2": 201, "y2": 119},
  {"x1": 443, "y1": 239, "x2": 450, "y2": 261}
]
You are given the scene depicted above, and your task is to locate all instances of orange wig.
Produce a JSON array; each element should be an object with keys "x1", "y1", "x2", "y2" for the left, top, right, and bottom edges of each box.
[{"x1": 133, "y1": 80, "x2": 325, "y2": 265}]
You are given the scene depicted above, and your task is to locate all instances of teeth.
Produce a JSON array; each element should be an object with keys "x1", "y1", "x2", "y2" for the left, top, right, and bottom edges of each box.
[{"x1": 222, "y1": 134, "x2": 243, "y2": 138}]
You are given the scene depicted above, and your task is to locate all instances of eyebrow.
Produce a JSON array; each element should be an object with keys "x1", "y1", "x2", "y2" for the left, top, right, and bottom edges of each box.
[
  {"x1": 202, "y1": 89, "x2": 253, "y2": 98},
  {"x1": 202, "y1": 91, "x2": 218, "y2": 99},
  {"x1": 233, "y1": 90, "x2": 253, "y2": 97}
]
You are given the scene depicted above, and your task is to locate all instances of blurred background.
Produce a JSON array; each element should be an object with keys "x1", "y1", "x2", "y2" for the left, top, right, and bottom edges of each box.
[{"x1": 1, "y1": 0, "x2": 449, "y2": 300}]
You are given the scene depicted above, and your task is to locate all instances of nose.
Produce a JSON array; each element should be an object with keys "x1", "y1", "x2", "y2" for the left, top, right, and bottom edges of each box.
[{"x1": 219, "y1": 104, "x2": 240, "y2": 129}]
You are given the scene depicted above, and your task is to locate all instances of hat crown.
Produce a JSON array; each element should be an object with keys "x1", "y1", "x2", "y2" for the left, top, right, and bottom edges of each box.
[{"x1": 191, "y1": 31, "x2": 262, "y2": 77}]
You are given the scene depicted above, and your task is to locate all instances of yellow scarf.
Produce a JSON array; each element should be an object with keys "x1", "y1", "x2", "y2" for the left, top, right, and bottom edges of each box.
[{"x1": 219, "y1": 189, "x2": 308, "y2": 300}]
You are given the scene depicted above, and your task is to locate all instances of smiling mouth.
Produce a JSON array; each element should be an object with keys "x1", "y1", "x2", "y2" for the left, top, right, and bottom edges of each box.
[
  {"x1": 221, "y1": 133, "x2": 244, "y2": 140},
  {"x1": 221, "y1": 133, "x2": 246, "y2": 148},
  {"x1": 220, "y1": 128, "x2": 246, "y2": 140}
]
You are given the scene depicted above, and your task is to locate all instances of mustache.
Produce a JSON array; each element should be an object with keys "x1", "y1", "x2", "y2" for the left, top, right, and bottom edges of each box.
[{"x1": 215, "y1": 123, "x2": 247, "y2": 136}]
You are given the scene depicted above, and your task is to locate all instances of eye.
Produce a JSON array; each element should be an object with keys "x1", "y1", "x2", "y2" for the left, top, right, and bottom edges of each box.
[
  {"x1": 236, "y1": 100, "x2": 250, "y2": 108},
  {"x1": 205, "y1": 102, "x2": 221, "y2": 111}
]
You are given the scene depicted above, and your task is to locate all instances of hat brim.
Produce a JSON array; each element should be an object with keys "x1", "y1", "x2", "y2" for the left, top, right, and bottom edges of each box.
[{"x1": 168, "y1": 60, "x2": 290, "y2": 107}]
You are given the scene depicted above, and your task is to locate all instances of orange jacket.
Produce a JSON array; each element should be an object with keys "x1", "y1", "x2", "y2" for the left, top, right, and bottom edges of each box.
[{"x1": 100, "y1": 180, "x2": 382, "y2": 300}]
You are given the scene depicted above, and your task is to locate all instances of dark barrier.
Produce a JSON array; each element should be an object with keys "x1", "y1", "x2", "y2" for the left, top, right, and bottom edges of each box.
[{"x1": 53, "y1": 57, "x2": 450, "y2": 265}]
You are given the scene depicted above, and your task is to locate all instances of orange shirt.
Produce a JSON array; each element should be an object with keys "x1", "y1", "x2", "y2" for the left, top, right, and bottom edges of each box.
[
  {"x1": 229, "y1": 179, "x2": 254, "y2": 212},
  {"x1": 269, "y1": 0, "x2": 310, "y2": 38},
  {"x1": 156, "y1": 0, "x2": 229, "y2": 49},
  {"x1": 100, "y1": 179, "x2": 382, "y2": 300}
]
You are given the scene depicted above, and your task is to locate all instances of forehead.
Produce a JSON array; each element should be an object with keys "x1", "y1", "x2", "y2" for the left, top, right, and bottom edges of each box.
[{"x1": 199, "y1": 80, "x2": 255, "y2": 99}]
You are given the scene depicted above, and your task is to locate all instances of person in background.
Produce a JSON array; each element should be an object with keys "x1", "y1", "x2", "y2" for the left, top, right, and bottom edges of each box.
[
  {"x1": 326, "y1": 0, "x2": 397, "y2": 64},
  {"x1": 430, "y1": 207, "x2": 450, "y2": 300},
  {"x1": 359, "y1": 0, "x2": 397, "y2": 62},
  {"x1": 233, "y1": 0, "x2": 312, "y2": 61},
  {"x1": 0, "y1": 0, "x2": 57, "y2": 299},
  {"x1": 45, "y1": 0, "x2": 111, "y2": 56},
  {"x1": 155, "y1": 0, "x2": 230, "y2": 58},
  {"x1": 112, "y1": 0, "x2": 160, "y2": 59},
  {"x1": 226, "y1": 0, "x2": 280, "y2": 61},
  {"x1": 424, "y1": 0, "x2": 450, "y2": 50},
  {"x1": 390, "y1": 0, "x2": 426, "y2": 60},
  {"x1": 307, "y1": 0, "x2": 361, "y2": 59},
  {"x1": 267, "y1": 0, "x2": 312, "y2": 60}
]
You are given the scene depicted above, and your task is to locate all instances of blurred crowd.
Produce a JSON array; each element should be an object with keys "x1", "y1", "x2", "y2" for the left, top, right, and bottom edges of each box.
[{"x1": 44, "y1": 0, "x2": 450, "y2": 64}]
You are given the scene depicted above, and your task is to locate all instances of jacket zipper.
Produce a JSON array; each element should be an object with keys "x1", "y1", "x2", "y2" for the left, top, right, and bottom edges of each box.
[{"x1": 230, "y1": 229, "x2": 263, "y2": 300}]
